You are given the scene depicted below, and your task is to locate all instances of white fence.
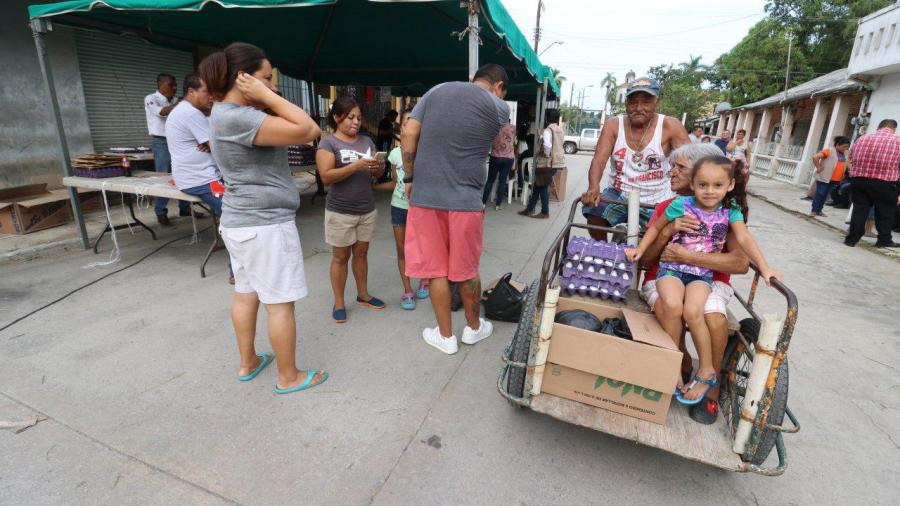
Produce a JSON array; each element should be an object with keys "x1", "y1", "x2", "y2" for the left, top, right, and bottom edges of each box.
[{"x1": 749, "y1": 140, "x2": 811, "y2": 187}]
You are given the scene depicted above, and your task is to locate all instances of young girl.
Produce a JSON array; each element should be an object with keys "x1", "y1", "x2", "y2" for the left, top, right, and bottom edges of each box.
[
  {"x1": 627, "y1": 155, "x2": 781, "y2": 405},
  {"x1": 376, "y1": 107, "x2": 429, "y2": 309}
]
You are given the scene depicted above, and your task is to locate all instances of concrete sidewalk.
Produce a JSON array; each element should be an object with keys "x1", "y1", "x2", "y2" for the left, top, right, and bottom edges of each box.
[
  {"x1": 746, "y1": 176, "x2": 900, "y2": 260},
  {"x1": 2, "y1": 154, "x2": 898, "y2": 505}
]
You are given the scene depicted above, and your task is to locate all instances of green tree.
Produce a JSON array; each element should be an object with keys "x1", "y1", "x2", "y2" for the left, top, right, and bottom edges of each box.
[
  {"x1": 550, "y1": 67, "x2": 566, "y2": 93},
  {"x1": 601, "y1": 72, "x2": 617, "y2": 111},
  {"x1": 647, "y1": 55, "x2": 723, "y2": 125},
  {"x1": 708, "y1": 19, "x2": 814, "y2": 106},
  {"x1": 765, "y1": 0, "x2": 893, "y2": 74},
  {"x1": 560, "y1": 105, "x2": 579, "y2": 132}
]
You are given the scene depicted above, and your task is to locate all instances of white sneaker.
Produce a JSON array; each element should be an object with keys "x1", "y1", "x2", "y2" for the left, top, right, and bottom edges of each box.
[
  {"x1": 461, "y1": 318, "x2": 493, "y2": 345},
  {"x1": 422, "y1": 327, "x2": 458, "y2": 354}
]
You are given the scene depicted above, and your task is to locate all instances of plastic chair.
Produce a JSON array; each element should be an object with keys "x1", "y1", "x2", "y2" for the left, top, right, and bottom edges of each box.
[
  {"x1": 520, "y1": 157, "x2": 534, "y2": 206},
  {"x1": 508, "y1": 163, "x2": 520, "y2": 204}
]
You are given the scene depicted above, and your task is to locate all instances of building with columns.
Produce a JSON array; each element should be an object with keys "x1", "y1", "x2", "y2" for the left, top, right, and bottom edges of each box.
[{"x1": 721, "y1": 68, "x2": 870, "y2": 187}]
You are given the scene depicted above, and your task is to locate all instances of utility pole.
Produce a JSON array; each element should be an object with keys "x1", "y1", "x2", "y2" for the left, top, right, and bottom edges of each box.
[
  {"x1": 783, "y1": 30, "x2": 792, "y2": 103},
  {"x1": 533, "y1": 0, "x2": 543, "y2": 54},
  {"x1": 781, "y1": 29, "x2": 792, "y2": 133},
  {"x1": 569, "y1": 82, "x2": 574, "y2": 107}
]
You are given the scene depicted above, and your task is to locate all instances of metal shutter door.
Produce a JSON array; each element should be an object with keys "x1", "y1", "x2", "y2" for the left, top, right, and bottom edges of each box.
[{"x1": 75, "y1": 30, "x2": 194, "y2": 151}]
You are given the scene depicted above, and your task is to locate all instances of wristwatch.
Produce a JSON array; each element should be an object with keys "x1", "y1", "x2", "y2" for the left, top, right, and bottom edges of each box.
[{"x1": 402, "y1": 176, "x2": 413, "y2": 184}]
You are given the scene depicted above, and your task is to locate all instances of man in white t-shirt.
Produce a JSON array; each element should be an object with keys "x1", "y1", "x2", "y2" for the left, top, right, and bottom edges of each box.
[
  {"x1": 145, "y1": 73, "x2": 193, "y2": 226},
  {"x1": 165, "y1": 74, "x2": 231, "y2": 281},
  {"x1": 165, "y1": 75, "x2": 221, "y2": 212},
  {"x1": 689, "y1": 126, "x2": 703, "y2": 144}
]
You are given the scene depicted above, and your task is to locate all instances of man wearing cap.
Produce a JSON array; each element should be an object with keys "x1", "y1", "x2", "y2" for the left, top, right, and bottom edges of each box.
[{"x1": 580, "y1": 77, "x2": 691, "y2": 238}]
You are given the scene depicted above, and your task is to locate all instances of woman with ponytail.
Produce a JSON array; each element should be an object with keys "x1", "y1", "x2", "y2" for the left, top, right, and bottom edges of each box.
[
  {"x1": 199, "y1": 42, "x2": 327, "y2": 394},
  {"x1": 315, "y1": 96, "x2": 386, "y2": 324}
]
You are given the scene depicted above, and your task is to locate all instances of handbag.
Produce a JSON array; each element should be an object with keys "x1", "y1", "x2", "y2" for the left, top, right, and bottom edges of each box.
[{"x1": 481, "y1": 273, "x2": 525, "y2": 322}]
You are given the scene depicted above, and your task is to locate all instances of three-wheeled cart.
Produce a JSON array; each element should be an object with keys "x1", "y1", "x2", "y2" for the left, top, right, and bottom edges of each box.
[{"x1": 498, "y1": 199, "x2": 800, "y2": 476}]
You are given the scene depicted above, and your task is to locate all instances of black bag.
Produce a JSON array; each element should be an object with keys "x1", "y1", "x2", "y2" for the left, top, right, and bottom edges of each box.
[
  {"x1": 555, "y1": 309, "x2": 604, "y2": 332},
  {"x1": 451, "y1": 282, "x2": 463, "y2": 312},
  {"x1": 482, "y1": 273, "x2": 524, "y2": 322}
]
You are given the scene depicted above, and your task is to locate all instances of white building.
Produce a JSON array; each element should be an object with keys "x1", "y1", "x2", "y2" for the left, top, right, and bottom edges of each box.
[
  {"x1": 725, "y1": 69, "x2": 870, "y2": 187},
  {"x1": 614, "y1": 70, "x2": 636, "y2": 104},
  {"x1": 848, "y1": 1, "x2": 900, "y2": 129}
]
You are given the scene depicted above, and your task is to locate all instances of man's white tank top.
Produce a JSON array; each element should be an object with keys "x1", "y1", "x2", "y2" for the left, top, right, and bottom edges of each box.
[{"x1": 610, "y1": 114, "x2": 673, "y2": 204}]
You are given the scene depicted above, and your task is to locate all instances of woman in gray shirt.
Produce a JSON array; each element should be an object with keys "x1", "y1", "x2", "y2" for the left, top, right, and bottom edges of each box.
[{"x1": 199, "y1": 42, "x2": 327, "y2": 394}]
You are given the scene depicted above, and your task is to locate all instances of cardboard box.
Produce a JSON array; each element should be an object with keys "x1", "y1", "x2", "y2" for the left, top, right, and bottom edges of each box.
[
  {"x1": 549, "y1": 168, "x2": 567, "y2": 202},
  {"x1": 0, "y1": 183, "x2": 73, "y2": 235},
  {"x1": 541, "y1": 296, "x2": 681, "y2": 424},
  {"x1": 66, "y1": 187, "x2": 105, "y2": 214}
]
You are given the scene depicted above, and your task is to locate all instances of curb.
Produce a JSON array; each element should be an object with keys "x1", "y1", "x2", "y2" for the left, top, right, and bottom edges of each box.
[
  {"x1": 0, "y1": 237, "x2": 85, "y2": 264},
  {"x1": 747, "y1": 189, "x2": 899, "y2": 261}
]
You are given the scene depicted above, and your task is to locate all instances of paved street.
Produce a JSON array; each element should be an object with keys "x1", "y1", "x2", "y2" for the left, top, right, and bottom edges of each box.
[{"x1": 1, "y1": 154, "x2": 898, "y2": 505}]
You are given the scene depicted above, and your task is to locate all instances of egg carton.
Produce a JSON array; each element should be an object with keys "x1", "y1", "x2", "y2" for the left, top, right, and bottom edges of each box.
[{"x1": 561, "y1": 275, "x2": 627, "y2": 303}]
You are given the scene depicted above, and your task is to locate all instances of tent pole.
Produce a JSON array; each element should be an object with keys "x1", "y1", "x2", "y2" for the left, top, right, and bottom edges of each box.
[
  {"x1": 537, "y1": 79, "x2": 547, "y2": 136},
  {"x1": 307, "y1": 80, "x2": 326, "y2": 197},
  {"x1": 31, "y1": 18, "x2": 88, "y2": 250},
  {"x1": 467, "y1": 1, "x2": 480, "y2": 80}
]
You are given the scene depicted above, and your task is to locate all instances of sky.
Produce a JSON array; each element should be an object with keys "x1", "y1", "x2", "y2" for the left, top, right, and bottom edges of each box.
[{"x1": 501, "y1": 0, "x2": 770, "y2": 109}]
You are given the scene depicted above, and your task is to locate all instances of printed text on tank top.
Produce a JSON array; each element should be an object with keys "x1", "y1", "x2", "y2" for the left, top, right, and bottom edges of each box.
[{"x1": 610, "y1": 114, "x2": 673, "y2": 204}]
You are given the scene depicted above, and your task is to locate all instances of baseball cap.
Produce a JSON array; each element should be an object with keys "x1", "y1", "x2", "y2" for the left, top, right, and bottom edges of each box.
[{"x1": 626, "y1": 77, "x2": 660, "y2": 98}]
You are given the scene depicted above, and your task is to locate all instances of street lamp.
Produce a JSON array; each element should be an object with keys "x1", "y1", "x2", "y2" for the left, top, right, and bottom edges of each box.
[{"x1": 538, "y1": 40, "x2": 563, "y2": 57}]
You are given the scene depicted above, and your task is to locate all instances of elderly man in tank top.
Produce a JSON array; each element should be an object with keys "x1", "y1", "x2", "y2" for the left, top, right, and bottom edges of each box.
[{"x1": 580, "y1": 77, "x2": 691, "y2": 239}]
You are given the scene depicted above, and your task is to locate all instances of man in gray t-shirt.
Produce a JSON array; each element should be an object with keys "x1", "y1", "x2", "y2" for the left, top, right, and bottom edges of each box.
[{"x1": 401, "y1": 63, "x2": 510, "y2": 355}]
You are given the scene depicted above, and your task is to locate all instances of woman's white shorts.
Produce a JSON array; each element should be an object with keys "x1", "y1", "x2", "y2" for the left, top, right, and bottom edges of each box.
[{"x1": 220, "y1": 221, "x2": 307, "y2": 304}]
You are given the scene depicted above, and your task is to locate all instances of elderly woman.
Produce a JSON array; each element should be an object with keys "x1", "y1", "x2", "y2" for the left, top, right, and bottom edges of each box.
[{"x1": 637, "y1": 142, "x2": 750, "y2": 425}]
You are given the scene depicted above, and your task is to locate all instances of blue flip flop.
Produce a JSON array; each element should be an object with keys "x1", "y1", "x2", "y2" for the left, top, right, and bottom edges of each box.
[
  {"x1": 675, "y1": 374, "x2": 719, "y2": 406},
  {"x1": 238, "y1": 353, "x2": 273, "y2": 382},
  {"x1": 274, "y1": 370, "x2": 329, "y2": 394}
]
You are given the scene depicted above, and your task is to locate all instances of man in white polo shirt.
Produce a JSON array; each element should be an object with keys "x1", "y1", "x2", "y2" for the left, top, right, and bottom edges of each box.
[
  {"x1": 165, "y1": 74, "x2": 232, "y2": 281},
  {"x1": 145, "y1": 73, "x2": 193, "y2": 226}
]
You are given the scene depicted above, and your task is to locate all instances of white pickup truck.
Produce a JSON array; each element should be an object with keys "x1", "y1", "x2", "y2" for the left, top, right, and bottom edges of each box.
[{"x1": 563, "y1": 128, "x2": 600, "y2": 154}]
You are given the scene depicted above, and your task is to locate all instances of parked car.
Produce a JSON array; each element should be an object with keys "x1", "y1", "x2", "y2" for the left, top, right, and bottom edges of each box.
[{"x1": 563, "y1": 128, "x2": 600, "y2": 154}]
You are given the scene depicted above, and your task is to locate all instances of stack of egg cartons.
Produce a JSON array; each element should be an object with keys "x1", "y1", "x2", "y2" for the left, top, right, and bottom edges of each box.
[{"x1": 560, "y1": 236, "x2": 635, "y2": 303}]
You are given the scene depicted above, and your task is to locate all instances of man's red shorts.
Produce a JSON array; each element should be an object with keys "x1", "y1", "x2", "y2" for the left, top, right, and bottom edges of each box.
[{"x1": 404, "y1": 205, "x2": 485, "y2": 282}]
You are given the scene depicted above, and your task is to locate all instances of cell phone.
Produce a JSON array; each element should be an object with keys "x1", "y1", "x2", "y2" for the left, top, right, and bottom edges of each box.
[{"x1": 375, "y1": 151, "x2": 387, "y2": 161}]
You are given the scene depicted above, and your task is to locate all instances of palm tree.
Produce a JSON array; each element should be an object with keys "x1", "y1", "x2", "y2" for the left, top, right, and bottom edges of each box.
[
  {"x1": 601, "y1": 72, "x2": 617, "y2": 112},
  {"x1": 550, "y1": 67, "x2": 566, "y2": 92}
]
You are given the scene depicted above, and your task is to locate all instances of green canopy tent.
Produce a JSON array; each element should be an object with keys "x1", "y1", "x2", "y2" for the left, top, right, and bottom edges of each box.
[{"x1": 28, "y1": 0, "x2": 559, "y2": 247}]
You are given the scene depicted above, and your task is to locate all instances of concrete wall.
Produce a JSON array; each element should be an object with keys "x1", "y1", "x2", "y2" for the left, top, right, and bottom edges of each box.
[
  {"x1": 0, "y1": 1, "x2": 93, "y2": 189},
  {"x1": 868, "y1": 72, "x2": 900, "y2": 129},
  {"x1": 849, "y1": 2, "x2": 900, "y2": 77}
]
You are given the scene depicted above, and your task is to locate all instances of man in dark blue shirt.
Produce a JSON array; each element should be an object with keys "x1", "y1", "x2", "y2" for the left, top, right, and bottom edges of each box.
[{"x1": 714, "y1": 129, "x2": 731, "y2": 155}]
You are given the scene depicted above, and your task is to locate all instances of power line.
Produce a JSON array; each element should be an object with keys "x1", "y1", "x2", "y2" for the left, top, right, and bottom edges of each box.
[{"x1": 541, "y1": 12, "x2": 765, "y2": 42}]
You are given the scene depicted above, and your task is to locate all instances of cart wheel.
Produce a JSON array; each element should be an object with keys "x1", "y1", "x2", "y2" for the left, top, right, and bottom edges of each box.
[
  {"x1": 720, "y1": 318, "x2": 789, "y2": 465},
  {"x1": 505, "y1": 280, "x2": 541, "y2": 400}
]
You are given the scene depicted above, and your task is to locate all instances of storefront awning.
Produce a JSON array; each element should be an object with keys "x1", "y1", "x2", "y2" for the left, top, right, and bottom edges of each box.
[{"x1": 28, "y1": 0, "x2": 560, "y2": 100}]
